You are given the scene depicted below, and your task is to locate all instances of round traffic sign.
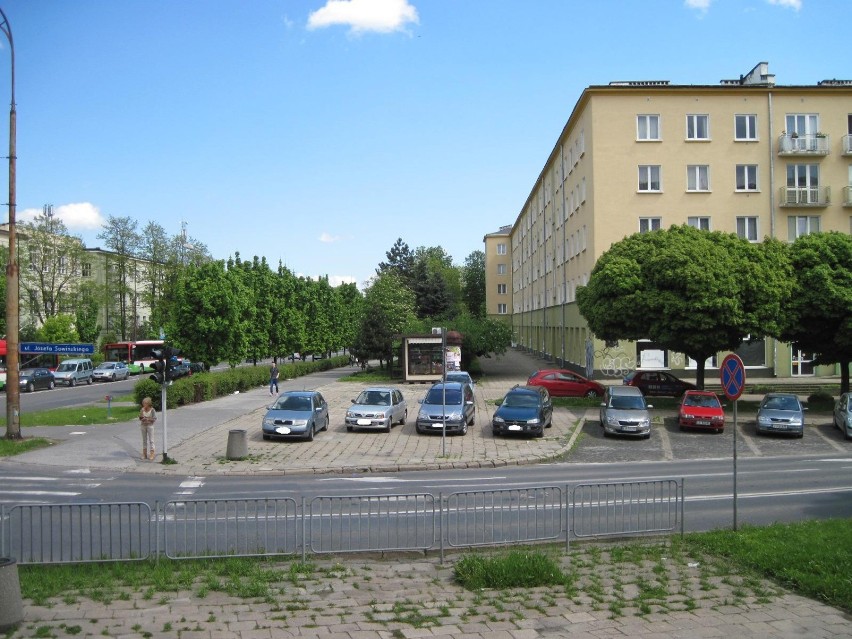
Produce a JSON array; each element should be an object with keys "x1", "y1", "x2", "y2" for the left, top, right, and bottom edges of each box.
[{"x1": 720, "y1": 354, "x2": 746, "y2": 401}]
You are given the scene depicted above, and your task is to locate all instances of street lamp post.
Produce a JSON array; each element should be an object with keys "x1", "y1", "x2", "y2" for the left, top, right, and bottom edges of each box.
[{"x1": 0, "y1": 7, "x2": 19, "y2": 440}]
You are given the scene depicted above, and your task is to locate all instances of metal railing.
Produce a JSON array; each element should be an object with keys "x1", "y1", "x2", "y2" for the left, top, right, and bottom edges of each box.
[{"x1": 2, "y1": 479, "x2": 683, "y2": 565}]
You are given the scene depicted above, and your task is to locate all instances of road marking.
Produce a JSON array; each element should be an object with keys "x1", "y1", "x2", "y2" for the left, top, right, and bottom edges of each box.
[{"x1": 175, "y1": 476, "x2": 205, "y2": 496}]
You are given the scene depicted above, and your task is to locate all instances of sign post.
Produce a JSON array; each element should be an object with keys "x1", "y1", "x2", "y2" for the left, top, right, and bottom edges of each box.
[{"x1": 720, "y1": 354, "x2": 746, "y2": 531}]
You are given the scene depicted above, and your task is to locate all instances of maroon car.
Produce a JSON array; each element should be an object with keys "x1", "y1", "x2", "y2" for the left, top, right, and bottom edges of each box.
[
  {"x1": 527, "y1": 369, "x2": 605, "y2": 398},
  {"x1": 623, "y1": 370, "x2": 696, "y2": 397}
]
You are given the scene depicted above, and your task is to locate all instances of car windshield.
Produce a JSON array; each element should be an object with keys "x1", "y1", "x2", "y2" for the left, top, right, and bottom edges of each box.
[
  {"x1": 56, "y1": 363, "x2": 75, "y2": 372},
  {"x1": 763, "y1": 396, "x2": 800, "y2": 411},
  {"x1": 503, "y1": 393, "x2": 539, "y2": 408},
  {"x1": 683, "y1": 394, "x2": 720, "y2": 408},
  {"x1": 610, "y1": 395, "x2": 646, "y2": 410},
  {"x1": 97, "y1": 363, "x2": 114, "y2": 370},
  {"x1": 356, "y1": 391, "x2": 391, "y2": 406},
  {"x1": 446, "y1": 374, "x2": 470, "y2": 384},
  {"x1": 276, "y1": 396, "x2": 312, "y2": 411},
  {"x1": 424, "y1": 389, "x2": 462, "y2": 405}
]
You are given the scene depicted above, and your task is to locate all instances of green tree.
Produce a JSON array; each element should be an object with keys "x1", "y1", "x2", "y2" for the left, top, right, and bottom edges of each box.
[
  {"x1": 97, "y1": 215, "x2": 140, "y2": 339},
  {"x1": 353, "y1": 272, "x2": 416, "y2": 367},
  {"x1": 453, "y1": 313, "x2": 513, "y2": 368},
  {"x1": 377, "y1": 237, "x2": 415, "y2": 286},
  {"x1": 164, "y1": 261, "x2": 247, "y2": 368},
  {"x1": 20, "y1": 207, "x2": 86, "y2": 325},
  {"x1": 780, "y1": 232, "x2": 852, "y2": 394},
  {"x1": 334, "y1": 282, "x2": 363, "y2": 355},
  {"x1": 74, "y1": 281, "x2": 101, "y2": 345},
  {"x1": 35, "y1": 313, "x2": 80, "y2": 343},
  {"x1": 270, "y1": 264, "x2": 304, "y2": 360},
  {"x1": 577, "y1": 225, "x2": 792, "y2": 389},
  {"x1": 462, "y1": 250, "x2": 486, "y2": 318}
]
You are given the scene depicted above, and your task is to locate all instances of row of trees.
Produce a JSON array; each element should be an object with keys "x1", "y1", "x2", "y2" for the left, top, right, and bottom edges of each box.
[{"x1": 577, "y1": 226, "x2": 852, "y2": 393}]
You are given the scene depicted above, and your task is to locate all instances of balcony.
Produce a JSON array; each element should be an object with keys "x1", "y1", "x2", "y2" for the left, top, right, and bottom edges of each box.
[
  {"x1": 844, "y1": 134, "x2": 852, "y2": 156},
  {"x1": 777, "y1": 133, "x2": 830, "y2": 156},
  {"x1": 778, "y1": 186, "x2": 830, "y2": 207},
  {"x1": 843, "y1": 186, "x2": 852, "y2": 208}
]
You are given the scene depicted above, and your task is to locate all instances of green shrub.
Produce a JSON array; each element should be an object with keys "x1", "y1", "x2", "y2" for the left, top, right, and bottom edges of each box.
[{"x1": 806, "y1": 391, "x2": 834, "y2": 409}]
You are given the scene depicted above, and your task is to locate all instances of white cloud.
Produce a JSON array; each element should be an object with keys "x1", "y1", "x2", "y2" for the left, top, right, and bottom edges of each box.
[
  {"x1": 766, "y1": 0, "x2": 802, "y2": 10},
  {"x1": 307, "y1": 0, "x2": 419, "y2": 34},
  {"x1": 18, "y1": 202, "x2": 105, "y2": 231},
  {"x1": 319, "y1": 231, "x2": 342, "y2": 243},
  {"x1": 685, "y1": 0, "x2": 712, "y2": 10}
]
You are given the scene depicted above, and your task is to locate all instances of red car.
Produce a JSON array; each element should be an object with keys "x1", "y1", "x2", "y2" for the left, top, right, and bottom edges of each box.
[
  {"x1": 527, "y1": 369, "x2": 605, "y2": 398},
  {"x1": 678, "y1": 390, "x2": 725, "y2": 432}
]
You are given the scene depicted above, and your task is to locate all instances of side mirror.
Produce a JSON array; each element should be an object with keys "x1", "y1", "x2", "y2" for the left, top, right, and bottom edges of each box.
[{"x1": 351, "y1": 398, "x2": 356, "y2": 404}]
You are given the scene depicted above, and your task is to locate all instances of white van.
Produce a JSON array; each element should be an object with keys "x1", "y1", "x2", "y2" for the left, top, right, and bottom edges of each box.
[{"x1": 53, "y1": 358, "x2": 94, "y2": 387}]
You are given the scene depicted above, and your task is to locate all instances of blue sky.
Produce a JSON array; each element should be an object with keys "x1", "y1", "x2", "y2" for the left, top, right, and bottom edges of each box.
[{"x1": 0, "y1": 0, "x2": 848, "y2": 288}]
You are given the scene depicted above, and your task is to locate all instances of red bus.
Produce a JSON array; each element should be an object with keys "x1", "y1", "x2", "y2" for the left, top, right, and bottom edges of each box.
[{"x1": 102, "y1": 340, "x2": 165, "y2": 372}]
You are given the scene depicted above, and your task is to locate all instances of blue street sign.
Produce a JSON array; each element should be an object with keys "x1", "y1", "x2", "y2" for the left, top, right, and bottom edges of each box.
[
  {"x1": 20, "y1": 342, "x2": 95, "y2": 355},
  {"x1": 720, "y1": 353, "x2": 746, "y2": 401}
]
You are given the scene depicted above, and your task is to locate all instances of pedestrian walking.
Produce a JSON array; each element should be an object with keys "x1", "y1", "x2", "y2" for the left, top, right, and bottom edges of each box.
[
  {"x1": 269, "y1": 363, "x2": 280, "y2": 395},
  {"x1": 139, "y1": 397, "x2": 157, "y2": 461}
]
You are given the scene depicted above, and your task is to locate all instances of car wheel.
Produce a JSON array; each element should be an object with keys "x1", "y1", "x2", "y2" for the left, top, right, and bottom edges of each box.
[
  {"x1": 460, "y1": 421, "x2": 467, "y2": 436},
  {"x1": 398, "y1": 410, "x2": 407, "y2": 425},
  {"x1": 306, "y1": 423, "x2": 314, "y2": 442},
  {"x1": 70, "y1": 378, "x2": 76, "y2": 388},
  {"x1": 26, "y1": 382, "x2": 34, "y2": 393},
  {"x1": 48, "y1": 380, "x2": 54, "y2": 390},
  {"x1": 585, "y1": 389, "x2": 599, "y2": 398},
  {"x1": 111, "y1": 374, "x2": 116, "y2": 382},
  {"x1": 322, "y1": 416, "x2": 329, "y2": 432},
  {"x1": 384, "y1": 420, "x2": 391, "y2": 433},
  {"x1": 416, "y1": 425, "x2": 424, "y2": 435},
  {"x1": 346, "y1": 426, "x2": 353, "y2": 432},
  {"x1": 262, "y1": 434, "x2": 271, "y2": 441},
  {"x1": 469, "y1": 413, "x2": 475, "y2": 426},
  {"x1": 535, "y1": 427, "x2": 544, "y2": 438},
  {"x1": 86, "y1": 377, "x2": 92, "y2": 385},
  {"x1": 492, "y1": 429, "x2": 499, "y2": 437},
  {"x1": 644, "y1": 433, "x2": 651, "y2": 439}
]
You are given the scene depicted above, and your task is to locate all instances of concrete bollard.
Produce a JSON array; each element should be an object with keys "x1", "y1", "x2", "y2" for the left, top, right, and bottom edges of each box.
[
  {"x1": 225, "y1": 429, "x2": 248, "y2": 460},
  {"x1": 0, "y1": 557, "x2": 23, "y2": 632}
]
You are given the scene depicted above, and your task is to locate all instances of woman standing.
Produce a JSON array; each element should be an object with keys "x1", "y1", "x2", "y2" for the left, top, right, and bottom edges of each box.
[{"x1": 139, "y1": 397, "x2": 157, "y2": 461}]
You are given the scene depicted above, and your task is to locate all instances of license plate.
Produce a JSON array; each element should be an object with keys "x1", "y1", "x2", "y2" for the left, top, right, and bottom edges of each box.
[
  {"x1": 508, "y1": 425, "x2": 522, "y2": 431},
  {"x1": 622, "y1": 426, "x2": 636, "y2": 431},
  {"x1": 696, "y1": 420, "x2": 710, "y2": 426},
  {"x1": 431, "y1": 424, "x2": 444, "y2": 428},
  {"x1": 357, "y1": 419, "x2": 372, "y2": 426},
  {"x1": 275, "y1": 426, "x2": 291, "y2": 435}
]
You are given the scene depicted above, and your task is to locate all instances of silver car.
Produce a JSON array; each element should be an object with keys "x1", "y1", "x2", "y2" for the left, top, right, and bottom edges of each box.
[
  {"x1": 834, "y1": 393, "x2": 852, "y2": 441},
  {"x1": 345, "y1": 387, "x2": 407, "y2": 432},
  {"x1": 599, "y1": 385, "x2": 652, "y2": 438},
  {"x1": 92, "y1": 361, "x2": 130, "y2": 382},
  {"x1": 756, "y1": 393, "x2": 805, "y2": 438}
]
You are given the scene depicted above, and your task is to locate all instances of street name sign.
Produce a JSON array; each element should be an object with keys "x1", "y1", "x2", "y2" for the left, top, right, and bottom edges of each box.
[{"x1": 20, "y1": 342, "x2": 95, "y2": 355}]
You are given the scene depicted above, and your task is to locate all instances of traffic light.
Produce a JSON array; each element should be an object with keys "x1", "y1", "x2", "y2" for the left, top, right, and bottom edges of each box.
[
  {"x1": 164, "y1": 346, "x2": 181, "y2": 382},
  {"x1": 149, "y1": 349, "x2": 165, "y2": 384}
]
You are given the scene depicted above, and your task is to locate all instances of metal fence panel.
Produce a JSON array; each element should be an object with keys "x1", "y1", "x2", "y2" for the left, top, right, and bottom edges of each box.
[
  {"x1": 444, "y1": 487, "x2": 563, "y2": 548},
  {"x1": 5, "y1": 502, "x2": 152, "y2": 565},
  {"x1": 163, "y1": 498, "x2": 299, "y2": 559},
  {"x1": 308, "y1": 494, "x2": 436, "y2": 554},
  {"x1": 571, "y1": 480, "x2": 680, "y2": 539}
]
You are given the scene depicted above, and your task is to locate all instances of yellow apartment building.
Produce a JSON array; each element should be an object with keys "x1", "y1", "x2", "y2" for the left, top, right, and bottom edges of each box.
[{"x1": 485, "y1": 62, "x2": 851, "y2": 381}]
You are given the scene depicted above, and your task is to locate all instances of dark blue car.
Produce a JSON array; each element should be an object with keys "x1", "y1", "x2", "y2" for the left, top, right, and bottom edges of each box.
[{"x1": 492, "y1": 385, "x2": 553, "y2": 438}]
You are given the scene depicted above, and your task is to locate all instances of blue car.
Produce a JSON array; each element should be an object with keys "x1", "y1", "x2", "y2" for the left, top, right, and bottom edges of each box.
[
  {"x1": 492, "y1": 385, "x2": 552, "y2": 438},
  {"x1": 262, "y1": 390, "x2": 329, "y2": 442}
]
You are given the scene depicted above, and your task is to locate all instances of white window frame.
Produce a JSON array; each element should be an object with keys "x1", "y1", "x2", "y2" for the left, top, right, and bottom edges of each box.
[
  {"x1": 638, "y1": 165, "x2": 661, "y2": 192},
  {"x1": 736, "y1": 216, "x2": 759, "y2": 242},
  {"x1": 735, "y1": 114, "x2": 758, "y2": 141},
  {"x1": 687, "y1": 216, "x2": 710, "y2": 231},
  {"x1": 496, "y1": 243, "x2": 507, "y2": 255},
  {"x1": 788, "y1": 215, "x2": 821, "y2": 241},
  {"x1": 497, "y1": 283, "x2": 507, "y2": 295},
  {"x1": 637, "y1": 114, "x2": 660, "y2": 141},
  {"x1": 736, "y1": 165, "x2": 759, "y2": 191},
  {"x1": 496, "y1": 263, "x2": 506, "y2": 275},
  {"x1": 497, "y1": 303, "x2": 507, "y2": 315},
  {"x1": 639, "y1": 217, "x2": 662, "y2": 233},
  {"x1": 687, "y1": 165, "x2": 710, "y2": 191},
  {"x1": 686, "y1": 114, "x2": 710, "y2": 140}
]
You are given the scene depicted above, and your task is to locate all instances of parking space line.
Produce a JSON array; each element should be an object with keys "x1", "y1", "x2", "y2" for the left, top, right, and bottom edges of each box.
[
  {"x1": 656, "y1": 420, "x2": 674, "y2": 460},
  {"x1": 737, "y1": 421, "x2": 763, "y2": 456},
  {"x1": 810, "y1": 424, "x2": 848, "y2": 453}
]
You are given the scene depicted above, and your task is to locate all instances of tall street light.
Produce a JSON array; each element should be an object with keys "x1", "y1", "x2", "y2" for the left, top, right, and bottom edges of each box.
[{"x1": 0, "y1": 6, "x2": 19, "y2": 440}]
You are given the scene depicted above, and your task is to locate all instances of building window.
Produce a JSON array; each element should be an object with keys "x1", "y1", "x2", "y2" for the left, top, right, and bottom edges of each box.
[
  {"x1": 785, "y1": 164, "x2": 821, "y2": 204},
  {"x1": 736, "y1": 216, "x2": 758, "y2": 242},
  {"x1": 736, "y1": 165, "x2": 758, "y2": 191},
  {"x1": 497, "y1": 303, "x2": 507, "y2": 315},
  {"x1": 497, "y1": 263, "x2": 506, "y2": 275},
  {"x1": 638, "y1": 165, "x2": 661, "y2": 192},
  {"x1": 686, "y1": 114, "x2": 709, "y2": 140},
  {"x1": 496, "y1": 243, "x2": 507, "y2": 255},
  {"x1": 497, "y1": 283, "x2": 507, "y2": 295},
  {"x1": 637, "y1": 114, "x2": 660, "y2": 141},
  {"x1": 688, "y1": 216, "x2": 710, "y2": 230},
  {"x1": 735, "y1": 114, "x2": 757, "y2": 140},
  {"x1": 639, "y1": 217, "x2": 662, "y2": 233},
  {"x1": 687, "y1": 165, "x2": 710, "y2": 191},
  {"x1": 788, "y1": 215, "x2": 821, "y2": 241},
  {"x1": 81, "y1": 262, "x2": 92, "y2": 277}
]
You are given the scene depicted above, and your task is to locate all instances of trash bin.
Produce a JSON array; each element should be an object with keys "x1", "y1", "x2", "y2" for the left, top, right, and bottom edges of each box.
[
  {"x1": 226, "y1": 429, "x2": 248, "y2": 460},
  {"x1": 0, "y1": 557, "x2": 22, "y2": 632}
]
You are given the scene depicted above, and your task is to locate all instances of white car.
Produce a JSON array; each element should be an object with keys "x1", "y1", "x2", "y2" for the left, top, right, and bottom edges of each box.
[
  {"x1": 345, "y1": 387, "x2": 407, "y2": 432},
  {"x1": 92, "y1": 361, "x2": 130, "y2": 382}
]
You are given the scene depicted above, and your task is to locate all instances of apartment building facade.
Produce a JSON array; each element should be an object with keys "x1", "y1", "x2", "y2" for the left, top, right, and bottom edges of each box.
[{"x1": 485, "y1": 63, "x2": 851, "y2": 380}]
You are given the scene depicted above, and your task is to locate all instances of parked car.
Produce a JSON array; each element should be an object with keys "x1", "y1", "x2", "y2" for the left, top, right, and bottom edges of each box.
[
  {"x1": 623, "y1": 370, "x2": 696, "y2": 397},
  {"x1": 169, "y1": 362, "x2": 192, "y2": 380},
  {"x1": 756, "y1": 393, "x2": 805, "y2": 437},
  {"x1": 92, "y1": 361, "x2": 130, "y2": 382},
  {"x1": 52, "y1": 358, "x2": 94, "y2": 387},
  {"x1": 527, "y1": 369, "x2": 604, "y2": 398},
  {"x1": 834, "y1": 393, "x2": 852, "y2": 441},
  {"x1": 262, "y1": 390, "x2": 329, "y2": 441},
  {"x1": 445, "y1": 371, "x2": 475, "y2": 387},
  {"x1": 415, "y1": 381, "x2": 475, "y2": 435},
  {"x1": 599, "y1": 385, "x2": 652, "y2": 438},
  {"x1": 492, "y1": 385, "x2": 552, "y2": 438},
  {"x1": 188, "y1": 362, "x2": 205, "y2": 374},
  {"x1": 678, "y1": 390, "x2": 725, "y2": 432},
  {"x1": 345, "y1": 387, "x2": 407, "y2": 432},
  {"x1": 19, "y1": 367, "x2": 55, "y2": 392}
]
